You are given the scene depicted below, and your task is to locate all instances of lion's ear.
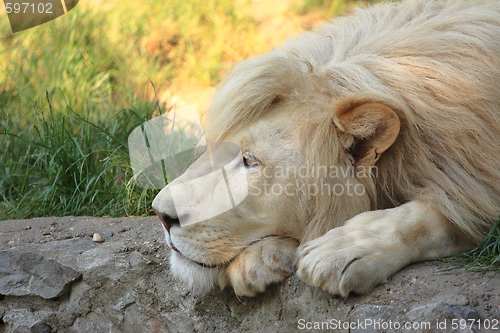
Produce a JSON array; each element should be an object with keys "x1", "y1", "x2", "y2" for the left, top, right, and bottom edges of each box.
[{"x1": 336, "y1": 102, "x2": 400, "y2": 168}]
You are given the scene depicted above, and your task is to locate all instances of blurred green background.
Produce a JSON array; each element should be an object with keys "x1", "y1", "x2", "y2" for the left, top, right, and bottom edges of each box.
[{"x1": 1, "y1": 0, "x2": 377, "y2": 219}]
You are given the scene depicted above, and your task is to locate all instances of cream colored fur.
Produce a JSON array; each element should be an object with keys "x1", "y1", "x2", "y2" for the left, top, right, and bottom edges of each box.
[{"x1": 152, "y1": 0, "x2": 500, "y2": 297}]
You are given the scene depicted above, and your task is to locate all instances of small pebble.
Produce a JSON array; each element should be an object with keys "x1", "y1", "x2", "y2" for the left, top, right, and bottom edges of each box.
[
  {"x1": 8, "y1": 240, "x2": 15, "y2": 246},
  {"x1": 92, "y1": 233, "x2": 103, "y2": 243},
  {"x1": 103, "y1": 232, "x2": 113, "y2": 238},
  {"x1": 42, "y1": 231, "x2": 51, "y2": 236}
]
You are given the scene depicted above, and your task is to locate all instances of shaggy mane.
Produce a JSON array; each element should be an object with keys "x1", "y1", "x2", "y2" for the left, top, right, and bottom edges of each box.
[{"x1": 205, "y1": 0, "x2": 500, "y2": 241}]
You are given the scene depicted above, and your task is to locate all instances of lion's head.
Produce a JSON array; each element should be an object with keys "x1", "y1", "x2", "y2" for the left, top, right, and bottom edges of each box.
[{"x1": 152, "y1": 45, "x2": 401, "y2": 295}]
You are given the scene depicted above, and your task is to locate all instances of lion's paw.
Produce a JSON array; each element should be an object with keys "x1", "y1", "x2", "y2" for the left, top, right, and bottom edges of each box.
[
  {"x1": 297, "y1": 210, "x2": 407, "y2": 297},
  {"x1": 218, "y1": 237, "x2": 299, "y2": 296}
]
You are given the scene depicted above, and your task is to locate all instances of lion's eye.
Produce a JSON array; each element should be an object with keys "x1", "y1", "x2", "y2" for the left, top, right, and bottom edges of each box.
[{"x1": 243, "y1": 152, "x2": 261, "y2": 168}]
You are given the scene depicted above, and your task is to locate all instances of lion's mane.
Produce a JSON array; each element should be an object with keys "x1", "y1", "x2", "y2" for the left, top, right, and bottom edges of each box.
[{"x1": 204, "y1": 0, "x2": 500, "y2": 241}]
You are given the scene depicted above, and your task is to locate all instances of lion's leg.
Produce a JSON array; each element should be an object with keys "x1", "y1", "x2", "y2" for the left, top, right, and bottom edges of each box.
[
  {"x1": 218, "y1": 237, "x2": 298, "y2": 297},
  {"x1": 297, "y1": 200, "x2": 476, "y2": 297}
]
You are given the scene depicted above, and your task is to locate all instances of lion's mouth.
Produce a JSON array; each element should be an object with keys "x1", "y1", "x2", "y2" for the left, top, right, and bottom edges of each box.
[
  {"x1": 170, "y1": 241, "x2": 221, "y2": 269},
  {"x1": 170, "y1": 235, "x2": 288, "y2": 269}
]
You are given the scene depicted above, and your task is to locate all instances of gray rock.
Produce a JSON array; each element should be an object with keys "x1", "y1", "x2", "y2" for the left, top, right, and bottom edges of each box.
[
  {"x1": 404, "y1": 302, "x2": 486, "y2": 333},
  {"x1": 13, "y1": 238, "x2": 97, "y2": 271},
  {"x1": 0, "y1": 251, "x2": 81, "y2": 299},
  {"x1": 426, "y1": 303, "x2": 485, "y2": 333},
  {"x1": 1, "y1": 217, "x2": 499, "y2": 333},
  {"x1": 30, "y1": 321, "x2": 52, "y2": 333},
  {"x1": 113, "y1": 291, "x2": 136, "y2": 311},
  {"x1": 2, "y1": 309, "x2": 54, "y2": 333},
  {"x1": 128, "y1": 251, "x2": 151, "y2": 267},
  {"x1": 76, "y1": 241, "x2": 127, "y2": 273},
  {"x1": 12, "y1": 326, "x2": 31, "y2": 333}
]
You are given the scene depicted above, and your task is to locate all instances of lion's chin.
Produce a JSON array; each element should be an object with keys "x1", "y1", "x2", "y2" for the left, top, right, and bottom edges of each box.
[{"x1": 169, "y1": 250, "x2": 220, "y2": 295}]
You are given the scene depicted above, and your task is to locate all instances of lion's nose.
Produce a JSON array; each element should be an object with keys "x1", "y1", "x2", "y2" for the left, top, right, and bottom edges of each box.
[{"x1": 154, "y1": 210, "x2": 180, "y2": 233}]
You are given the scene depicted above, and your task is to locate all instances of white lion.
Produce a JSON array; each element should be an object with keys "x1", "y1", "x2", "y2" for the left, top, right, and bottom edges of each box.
[{"x1": 152, "y1": 0, "x2": 500, "y2": 297}]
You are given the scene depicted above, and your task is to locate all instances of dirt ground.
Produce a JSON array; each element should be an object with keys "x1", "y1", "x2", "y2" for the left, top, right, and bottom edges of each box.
[
  {"x1": 1, "y1": 215, "x2": 500, "y2": 317},
  {"x1": 0, "y1": 215, "x2": 166, "y2": 257},
  {"x1": 2, "y1": 215, "x2": 500, "y2": 333}
]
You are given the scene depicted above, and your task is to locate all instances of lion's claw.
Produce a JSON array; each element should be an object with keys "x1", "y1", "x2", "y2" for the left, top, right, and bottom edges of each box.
[
  {"x1": 297, "y1": 210, "x2": 404, "y2": 297},
  {"x1": 219, "y1": 237, "x2": 299, "y2": 296}
]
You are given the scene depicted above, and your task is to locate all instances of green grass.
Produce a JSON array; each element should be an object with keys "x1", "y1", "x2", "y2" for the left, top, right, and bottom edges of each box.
[
  {"x1": 448, "y1": 219, "x2": 500, "y2": 275},
  {"x1": 0, "y1": 0, "x2": 265, "y2": 116},
  {"x1": 0, "y1": 87, "x2": 162, "y2": 219}
]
